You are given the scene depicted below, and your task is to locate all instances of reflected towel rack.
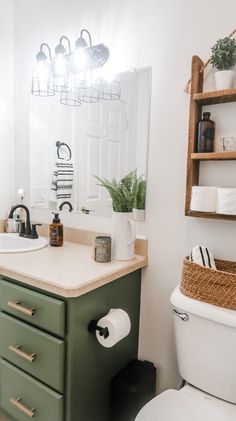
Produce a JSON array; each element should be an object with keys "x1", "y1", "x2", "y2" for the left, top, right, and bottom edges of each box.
[{"x1": 56, "y1": 141, "x2": 72, "y2": 160}]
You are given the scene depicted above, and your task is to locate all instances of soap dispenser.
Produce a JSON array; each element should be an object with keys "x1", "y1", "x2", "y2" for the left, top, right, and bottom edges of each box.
[{"x1": 49, "y1": 212, "x2": 63, "y2": 247}]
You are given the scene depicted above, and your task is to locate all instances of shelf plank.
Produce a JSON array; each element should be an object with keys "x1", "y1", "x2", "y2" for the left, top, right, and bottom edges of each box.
[
  {"x1": 193, "y1": 88, "x2": 236, "y2": 105},
  {"x1": 187, "y1": 210, "x2": 236, "y2": 221},
  {"x1": 191, "y1": 152, "x2": 236, "y2": 161}
]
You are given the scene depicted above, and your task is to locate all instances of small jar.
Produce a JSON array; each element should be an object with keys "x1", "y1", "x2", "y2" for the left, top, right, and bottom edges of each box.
[{"x1": 94, "y1": 236, "x2": 111, "y2": 263}]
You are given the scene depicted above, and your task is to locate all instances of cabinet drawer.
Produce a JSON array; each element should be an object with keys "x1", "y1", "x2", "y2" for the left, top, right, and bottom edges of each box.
[
  {"x1": 0, "y1": 278, "x2": 65, "y2": 337},
  {"x1": 0, "y1": 359, "x2": 64, "y2": 421},
  {"x1": 0, "y1": 313, "x2": 65, "y2": 393}
]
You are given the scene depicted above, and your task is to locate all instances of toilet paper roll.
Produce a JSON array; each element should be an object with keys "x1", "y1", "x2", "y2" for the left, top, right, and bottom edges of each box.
[
  {"x1": 190, "y1": 186, "x2": 217, "y2": 212},
  {"x1": 217, "y1": 188, "x2": 236, "y2": 215},
  {"x1": 96, "y1": 309, "x2": 131, "y2": 348}
]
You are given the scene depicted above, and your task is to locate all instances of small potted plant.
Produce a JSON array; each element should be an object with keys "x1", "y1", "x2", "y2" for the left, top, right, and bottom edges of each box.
[
  {"x1": 95, "y1": 171, "x2": 137, "y2": 260},
  {"x1": 210, "y1": 36, "x2": 236, "y2": 90},
  {"x1": 133, "y1": 176, "x2": 146, "y2": 221}
]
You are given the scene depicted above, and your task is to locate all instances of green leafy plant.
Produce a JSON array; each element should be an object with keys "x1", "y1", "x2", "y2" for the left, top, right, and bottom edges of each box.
[
  {"x1": 134, "y1": 177, "x2": 146, "y2": 210},
  {"x1": 94, "y1": 170, "x2": 137, "y2": 212},
  {"x1": 210, "y1": 37, "x2": 236, "y2": 71}
]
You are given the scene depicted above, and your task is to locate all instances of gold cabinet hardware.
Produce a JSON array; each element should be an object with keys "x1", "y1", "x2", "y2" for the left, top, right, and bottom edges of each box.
[
  {"x1": 7, "y1": 301, "x2": 35, "y2": 316},
  {"x1": 8, "y1": 345, "x2": 36, "y2": 363},
  {"x1": 10, "y1": 397, "x2": 36, "y2": 418}
]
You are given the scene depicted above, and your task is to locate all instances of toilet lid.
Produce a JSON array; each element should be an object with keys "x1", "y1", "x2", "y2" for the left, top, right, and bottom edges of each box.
[{"x1": 135, "y1": 389, "x2": 236, "y2": 421}]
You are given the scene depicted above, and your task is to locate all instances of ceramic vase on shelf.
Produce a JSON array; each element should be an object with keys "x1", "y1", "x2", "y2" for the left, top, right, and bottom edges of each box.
[
  {"x1": 133, "y1": 208, "x2": 145, "y2": 222},
  {"x1": 112, "y1": 211, "x2": 136, "y2": 260},
  {"x1": 214, "y1": 70, "x2": 234, "y2": 90}
]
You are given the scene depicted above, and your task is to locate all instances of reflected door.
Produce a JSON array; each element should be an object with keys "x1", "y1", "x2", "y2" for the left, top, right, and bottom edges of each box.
[{"x1": 77, "y1": 99, "x2": 128, "y2": 216}]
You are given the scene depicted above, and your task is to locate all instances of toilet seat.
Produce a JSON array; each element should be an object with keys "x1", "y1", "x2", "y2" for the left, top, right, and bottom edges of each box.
[{"x1": 135, "y1": 385, "x2": 236, "y2": 421}]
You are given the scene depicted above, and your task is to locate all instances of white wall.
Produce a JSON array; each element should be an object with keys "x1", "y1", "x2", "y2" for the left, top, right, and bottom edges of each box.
[
  {"x1": 0, "y1": 0, "x2": 14, "y2": 218},
  {"x1": 13, "y1": 0, "x2": 236, "y2": 392}
]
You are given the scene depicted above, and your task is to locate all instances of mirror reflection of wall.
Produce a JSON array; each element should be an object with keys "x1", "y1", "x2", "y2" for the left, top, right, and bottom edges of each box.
[{"x1": 29, "y1": 66, "x2": 151, "y2": 217}]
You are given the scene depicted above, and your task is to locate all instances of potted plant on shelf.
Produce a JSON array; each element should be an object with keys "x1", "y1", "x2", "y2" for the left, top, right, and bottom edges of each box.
[
  {"x1": 133, "y1": 176, "x2": 146, "y2": 221},
  {"x1": 95, "y1": 171, "x2": 137, "y2": 260},
  {"x1": 210, "y1": 36, "x2": 236, "y2": 90}
]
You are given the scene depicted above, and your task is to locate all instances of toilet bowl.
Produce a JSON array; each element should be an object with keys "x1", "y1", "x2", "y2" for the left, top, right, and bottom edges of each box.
[
  {"x1": 135, "y1": 286, "x2": 236, "y2": 420},
  {"x1": 136, "y1": 384, "x2": 236, "y2": 420}
]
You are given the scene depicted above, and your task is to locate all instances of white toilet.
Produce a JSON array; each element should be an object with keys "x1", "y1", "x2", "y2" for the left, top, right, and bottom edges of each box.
[{"x1": 136, "y1": 286, "x2": 236, "y2": 420}]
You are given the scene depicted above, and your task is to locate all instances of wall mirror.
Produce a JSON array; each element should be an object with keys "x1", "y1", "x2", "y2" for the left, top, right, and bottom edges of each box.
[{"x1": 29, "y1": 66, "x2": 151, "y2": 217}]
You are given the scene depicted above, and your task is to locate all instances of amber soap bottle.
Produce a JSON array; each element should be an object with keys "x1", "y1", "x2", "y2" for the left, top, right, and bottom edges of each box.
[
  {"x1": 50, "y1": 212, "x2": 63, "y2": 247},
  {"x1": 197, "y1": 112, "x2": 215, "y2": 153}
]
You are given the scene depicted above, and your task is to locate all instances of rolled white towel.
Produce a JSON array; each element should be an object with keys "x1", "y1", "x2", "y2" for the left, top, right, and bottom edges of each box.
[
  {"x1": 190, "y1": 245, "x2": 216, "y2": 270},
  {"x1": 190, "y1": 186, "x2": 217, "y2": 212},
  {"x1": 217, "y1": 188, "x2": 236, "y2": 215}
]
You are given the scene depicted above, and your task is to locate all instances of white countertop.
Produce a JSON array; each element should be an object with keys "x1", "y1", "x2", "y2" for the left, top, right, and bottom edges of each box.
[{"x1": 0, "y1": 241, "x2": 147, "y2": 297}]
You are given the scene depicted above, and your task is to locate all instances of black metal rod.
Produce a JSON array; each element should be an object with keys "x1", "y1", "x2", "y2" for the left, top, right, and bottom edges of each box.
[
  {"x1": 40, "y1": 43, "x2": 52, "y2": 61},
  {"x1": 59, "y1": 35, "x2": 71, "y2": 53},
  {"x1": 88, "y1": 320, "x2": 109, "y2": 339},
  {"x1": 80, "y1": 29, "x2": 92, "y2": 47}
]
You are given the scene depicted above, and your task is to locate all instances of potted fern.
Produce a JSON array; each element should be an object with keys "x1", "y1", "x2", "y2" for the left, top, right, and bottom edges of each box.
[
  {"x1": 210, "y1": 37, "x2": 236, "y2": 90},
  {"x1": 133, "y1": 177, "x2": 146, "y2": 221},
  {"x1": 95, "y1": 171, "x2": 137, "y2": 260}
]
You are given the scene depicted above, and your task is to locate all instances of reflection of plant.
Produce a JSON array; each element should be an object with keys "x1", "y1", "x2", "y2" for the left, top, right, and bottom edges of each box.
[
  {"x1": 134, "y1": 177, "x2": 146, "y2": 210},
  {"x1": 95, "y1": 170, "x2": 137, "y2": 212},
  {"x1": 210, "y1": 37, "x2": 236, "y2": 71}
]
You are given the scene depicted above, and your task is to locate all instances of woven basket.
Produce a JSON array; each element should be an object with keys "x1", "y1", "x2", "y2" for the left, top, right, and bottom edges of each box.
[{"x1": 180, "y1": 257, "x2": 236, "y2": 310}]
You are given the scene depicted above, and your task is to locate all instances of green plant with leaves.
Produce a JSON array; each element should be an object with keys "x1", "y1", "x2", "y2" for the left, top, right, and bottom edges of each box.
[
  {"x1": 94, "y1": 170, "x2": 137, "y2": 212},
  {"x1": 210, "y1": 37, "x2": 236, "y2": 71},
  {"x1": 134, "y1": 177, "x2": 146, "y2": 210}
]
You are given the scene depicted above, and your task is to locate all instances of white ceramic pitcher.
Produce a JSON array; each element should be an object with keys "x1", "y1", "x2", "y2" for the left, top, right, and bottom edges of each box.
[{"x1": 112, "y1": 212, "x2": 136, "y2": 260}]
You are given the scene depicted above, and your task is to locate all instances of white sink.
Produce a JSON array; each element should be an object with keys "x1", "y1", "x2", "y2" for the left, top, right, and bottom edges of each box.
[{"x1": 0, "y1": 233, "x2": 48, "y2": 253}]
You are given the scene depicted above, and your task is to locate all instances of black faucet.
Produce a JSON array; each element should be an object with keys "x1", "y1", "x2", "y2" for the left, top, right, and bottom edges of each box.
[
  {"x1": 8, "y1": 204, "x2": 41, "y2": 239},
  {"x1": 59, "y1": 201, "x2": 73, "y2": 212}
]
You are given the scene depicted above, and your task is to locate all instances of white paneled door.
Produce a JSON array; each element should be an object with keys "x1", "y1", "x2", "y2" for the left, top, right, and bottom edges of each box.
[{"x1": 77, "y1": 99, "x2": 128, "y2": 215}]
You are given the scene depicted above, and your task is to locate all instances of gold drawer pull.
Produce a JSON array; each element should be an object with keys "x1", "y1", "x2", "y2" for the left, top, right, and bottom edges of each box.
[
  {"x1": 10, "y1": 397, "x2": 36, "y2": 418},
  {"x1": 7, "y1": 301, "x2": 35, "y2": 316},
  {"x1": 8, "y1": 345, "x2": 36, "y2": 363}
]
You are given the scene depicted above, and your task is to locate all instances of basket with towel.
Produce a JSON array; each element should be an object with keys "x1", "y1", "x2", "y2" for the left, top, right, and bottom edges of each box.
[{"x1": 180, "y1": 246, "x2": 236, "y2": 310}]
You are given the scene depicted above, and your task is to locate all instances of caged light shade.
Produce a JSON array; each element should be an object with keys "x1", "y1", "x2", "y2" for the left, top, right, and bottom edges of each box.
[
  {"x1": 32, "y1": 43, "x2": 54, "y2": 97},
  {"x1": 60, "y1": 90, "x2": 82, "y2": 107},
  {"x1": 96, "y1": 77, "x2": 121, "y2": 100},
  {"x1": 53, "y1": 36, "x2": 71, "y2": 93}
]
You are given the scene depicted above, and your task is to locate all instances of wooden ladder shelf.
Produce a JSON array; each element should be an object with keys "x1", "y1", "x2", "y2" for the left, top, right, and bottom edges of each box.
[{"x1": 185, "y1": 55, "x2": 236, "y2": 221}]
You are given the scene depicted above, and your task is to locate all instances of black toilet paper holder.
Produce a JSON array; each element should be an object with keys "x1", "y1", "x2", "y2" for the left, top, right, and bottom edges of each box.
[{"x1": 88, "y1": 320, "x2": 109, "y2": 339}]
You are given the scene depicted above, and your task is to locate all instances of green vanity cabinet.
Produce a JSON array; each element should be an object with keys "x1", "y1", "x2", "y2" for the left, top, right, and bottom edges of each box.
[{"x1": 0, "y1": 270, "x2": 142, "y2": 421}]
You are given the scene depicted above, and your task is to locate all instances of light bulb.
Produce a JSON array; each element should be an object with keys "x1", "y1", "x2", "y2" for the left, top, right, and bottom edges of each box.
[
  {"x1": 35, "y1": 60, "x2": 50, "y2": 81},
  {"x1": 54, "y1": 53, "x2": 67, "y2": 76},
  {"x1": 84, "y1": 69, "x2": 93, "y2": 87},
  {"x1": 72, "y1": 48, "x2": 87, "y2": 71}
]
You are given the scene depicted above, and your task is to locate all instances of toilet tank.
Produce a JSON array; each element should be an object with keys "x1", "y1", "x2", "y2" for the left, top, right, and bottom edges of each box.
[{"x1": 171, "y1": 287, "x2": 236, "y2": 404}]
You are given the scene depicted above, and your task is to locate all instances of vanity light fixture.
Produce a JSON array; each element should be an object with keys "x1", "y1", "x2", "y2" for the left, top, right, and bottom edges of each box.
[{"x1": 31, "y1": 29, "x2": 121, "y2": 106}]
